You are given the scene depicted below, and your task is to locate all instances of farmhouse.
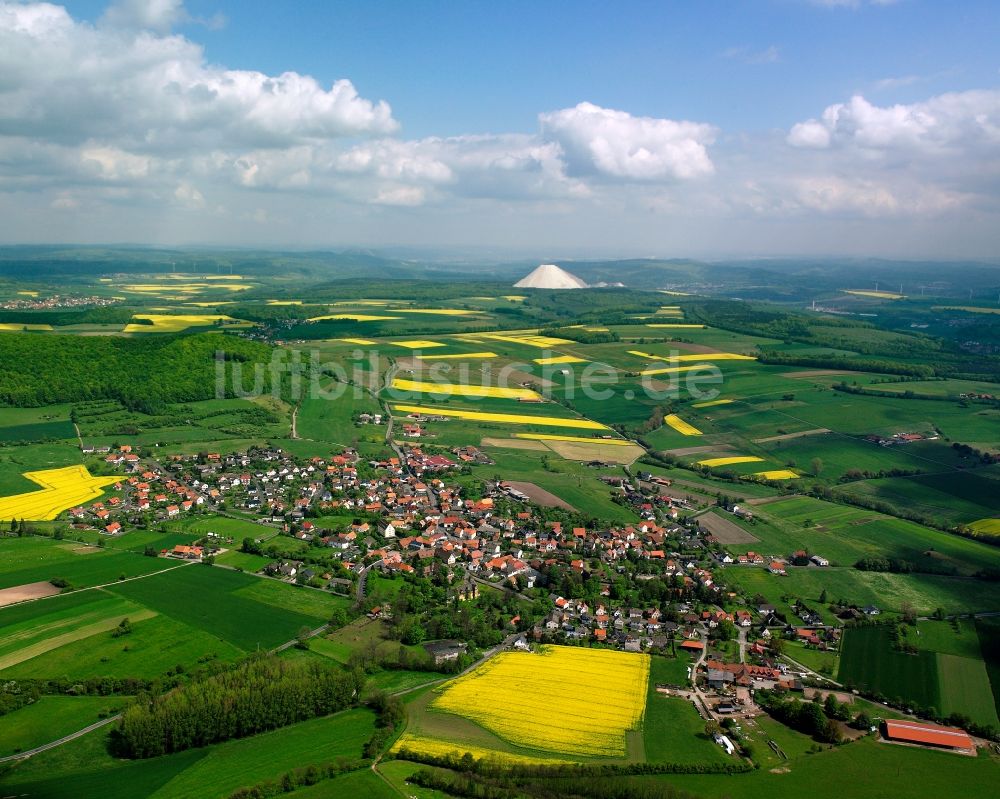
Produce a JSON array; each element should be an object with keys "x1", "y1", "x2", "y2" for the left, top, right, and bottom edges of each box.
[{"x1": 881, "y1": 720, "x2": 974, "y2": 753}]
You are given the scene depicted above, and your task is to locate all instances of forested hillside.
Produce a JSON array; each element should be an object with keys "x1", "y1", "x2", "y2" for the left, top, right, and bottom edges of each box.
[{"x1": 0, "y1": 333, "x2": 272, "y2": 411}]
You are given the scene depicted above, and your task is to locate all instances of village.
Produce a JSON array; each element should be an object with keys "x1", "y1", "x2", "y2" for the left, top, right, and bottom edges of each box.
[{"x1": 50, "y1": 440, "x2": 982, "y2": 755}]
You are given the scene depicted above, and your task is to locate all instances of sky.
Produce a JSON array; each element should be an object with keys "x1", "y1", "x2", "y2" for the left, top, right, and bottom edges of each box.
[{"x1": 0, "y1": 0, "x2": 999, "y2": 259}]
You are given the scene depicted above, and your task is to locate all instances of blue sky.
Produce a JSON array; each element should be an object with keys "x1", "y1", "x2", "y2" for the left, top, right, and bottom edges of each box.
[
  {"x1": 63, "y1": 0, "x2": 1000, "y2": 136},
  {"x1": 1, "y1": 0, "x2": 999, "y2": 257}
]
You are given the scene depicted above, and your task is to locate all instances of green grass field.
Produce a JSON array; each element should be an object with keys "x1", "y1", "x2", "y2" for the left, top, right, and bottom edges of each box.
[
  {"x1": 723, "y1": 565, "x2": 1000, "y2": 624},
  {"x1": 2, "y1": 613, "x2": 245, "y2": 680},
  {"x1": 0, "y1": 589, "x2": 156, "y2": 672},
  {"x1": 936, "y1": 652, "x2": 999, "y2": 727},
  {"x1": 0, "y1": 708, "x2": 376, "y2": 799},
  {"x1": 106, "y1": 565, "x2": 324, "y2": 650},
  {"x1": 837, "y1": 624, "x2": 999, "y2": 726},
  {"x1": 296, "y1": 380, "x2": 385, "y2": 447},
  {"x1": 465, "y1": 451, "x2": 639, "y2": 522},
  {"x1": 743, "y1": 495, "x2": 1000, "y2": 575},
  {"x1": 915, "y1": 618, "x2": 984, "y2": 659},
  {"x1": 0, "y1": 696, "x2": 125, "y2": 756},
  {"x1": 643, "y1": 658, "x2": 727, "y2": 765},
  {"x1": 837, "y1": 470, "x2": 1000, "y2": 528},
  {"x1": 232, "y1": 577, "x2": 349, "y2": 621},
  {"x1": 0, "y1": 537, "x2": 169, "y2": 591},
  {"x1": 0, "y1": 442, "x2": 85, "y2": 495}
]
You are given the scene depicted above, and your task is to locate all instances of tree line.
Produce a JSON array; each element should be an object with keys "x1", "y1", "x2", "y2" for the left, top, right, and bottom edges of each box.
[
  {"x1": 0, "y1": 332, "x2": 272, "y2": 411},
  {"x1": 110, "y1": 655, "x2": 362, "y2": 758}
]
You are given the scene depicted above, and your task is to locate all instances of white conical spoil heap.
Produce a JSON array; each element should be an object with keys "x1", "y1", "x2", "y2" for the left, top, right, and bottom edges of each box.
[{"x1": 513, "y1": 263, "x2": 588, "y2": 289}]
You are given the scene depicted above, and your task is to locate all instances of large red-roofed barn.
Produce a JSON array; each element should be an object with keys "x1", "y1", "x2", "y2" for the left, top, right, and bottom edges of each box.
[{"x1": 882, "y1": 719, "x2": 974, "y2": 752}]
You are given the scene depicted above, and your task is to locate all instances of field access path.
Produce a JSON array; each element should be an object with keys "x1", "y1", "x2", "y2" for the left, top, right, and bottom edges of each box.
[{"x1": 0, "y1": 714, "x2": 122, "y2": 764}]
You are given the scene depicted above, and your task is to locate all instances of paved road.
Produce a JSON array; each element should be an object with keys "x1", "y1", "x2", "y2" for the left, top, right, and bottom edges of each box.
[{"x1": 0, "y1": 714, "x2": 121, "y2": 763}]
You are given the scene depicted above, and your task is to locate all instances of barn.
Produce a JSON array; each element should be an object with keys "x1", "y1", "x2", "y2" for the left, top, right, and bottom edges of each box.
[{"x1": 881, "y1": 719, "x2": 974, "y2": 752}]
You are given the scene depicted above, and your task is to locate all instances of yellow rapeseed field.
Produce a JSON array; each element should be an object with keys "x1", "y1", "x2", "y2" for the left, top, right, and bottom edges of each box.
[
  {"x1": 307, "y1": 313, "x2": 401, "y2": 322},
  {"x1": 123, "y1": 314, "x2": 249, "y2": 333},
  {"x1": 671, "y1": 353, "x2": 754, "y2": 362},
  {"x1": 415, "y1": 352, "x2": 499, "y2": 360},
  {"x1": 691, "y1": 398, "x2": 734, "y2": 408},
  {"x1": 393, "y1": 340, "x2": 447, "y2": 349},
  {"x1": 970, "y1": 518, "x2": 1000, "y2": 534},
  {"x1": 697, "y1": 456, "x2": 764, "y2": 467},
  {"x1": 336, "y1": 338, "x2": 377, "y2": 345},
  {"x1": 391, "y1": 733, "x2": 570, "y2": 766},
  {"x1": 533, "y1": 355, "x2": 585, "y2": 365},
  {"x1": 430, "y1": 646, "x2": 649, "y2": 757},
  {"x1": 392, "y1": 404, "x2": 609, "y2": 430},
  {"x1": 481, "y1": 333, "x2": 574, "y2": 348},
  {"x1": 843, "y1": 289, "x2": 905, "y2": 299},
  {"x1": 514, "y1": 433, "x2": 632, "y2": 445},
  {"x1": 394, "y1": 308, "x2": 479, "y2": 316},
  {"x1": 646, "y1": 324, "x2": 706, "y2": 329},
  {"x1": 391, "y1": 378, "x2": 541, "y2": 400},
  {"x1": 121, "y1": 283, "x2": 252, "y2": 293},
  {"x1": 0, "y1": 323, "x2": 53, "y2": 332},
  {"x1": 502, "y1": 295, "x2": 527, "y2": 301},
  {"x1": 753, "y1": 469, "x2": 800, "y2": 480},
  {"x1": 664, "y1": 414, "x2": 702, "y2": 436},
  {"x1": 0, "y1": 466, "x2": 120, "y2": 521}
]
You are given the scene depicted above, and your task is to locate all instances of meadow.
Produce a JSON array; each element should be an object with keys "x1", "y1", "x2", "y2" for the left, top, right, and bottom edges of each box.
[
  {"x1": 739, "y1": 495, "x2": 1000, "y2": 574},
  {"x1": 0, "y1": 695, "x2": 125, "y2": 756},
  {"x1": 106, "y1": 565, "x2": 329, "y2": 650},
  {"x1": 723, "y1": 566, "x2": 1000, "y2": 624},
  {"x1": 0, "y1": 589, "x2": 155, "y2": 672},
  {"x1": 0, "y1": 536, "x2": 170, "y2": 591},
  {"x1": 2, "y1": 612, "x2": 245, "y2": 679}
]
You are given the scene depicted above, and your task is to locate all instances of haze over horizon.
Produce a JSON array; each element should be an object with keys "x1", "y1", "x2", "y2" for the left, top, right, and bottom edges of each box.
[{"x1": 1, "y1": 0, "x2": 999, "y2": 259}]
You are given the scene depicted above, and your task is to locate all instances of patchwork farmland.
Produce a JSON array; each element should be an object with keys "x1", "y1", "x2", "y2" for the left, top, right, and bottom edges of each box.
[{"x1": 0, "y1": 261, "x2": 998, "y2": 799}]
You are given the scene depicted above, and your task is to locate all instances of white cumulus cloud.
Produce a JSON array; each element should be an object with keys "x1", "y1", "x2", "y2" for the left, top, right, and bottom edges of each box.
[
  {"x1": 0, "y1": 1, "x2": 398, "y2": 153},
  {"x1": 787, "y1": 91, "x2": 1000, "y2": 154},
  {"x1": 539, "y1": 102, "x2": 716, "y2": 181}
]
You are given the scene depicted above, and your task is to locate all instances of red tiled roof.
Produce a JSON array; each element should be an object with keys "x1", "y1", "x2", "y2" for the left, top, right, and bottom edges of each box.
[{"x1": 883, "y1": 720, "x2": 973, "y2": 750}]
